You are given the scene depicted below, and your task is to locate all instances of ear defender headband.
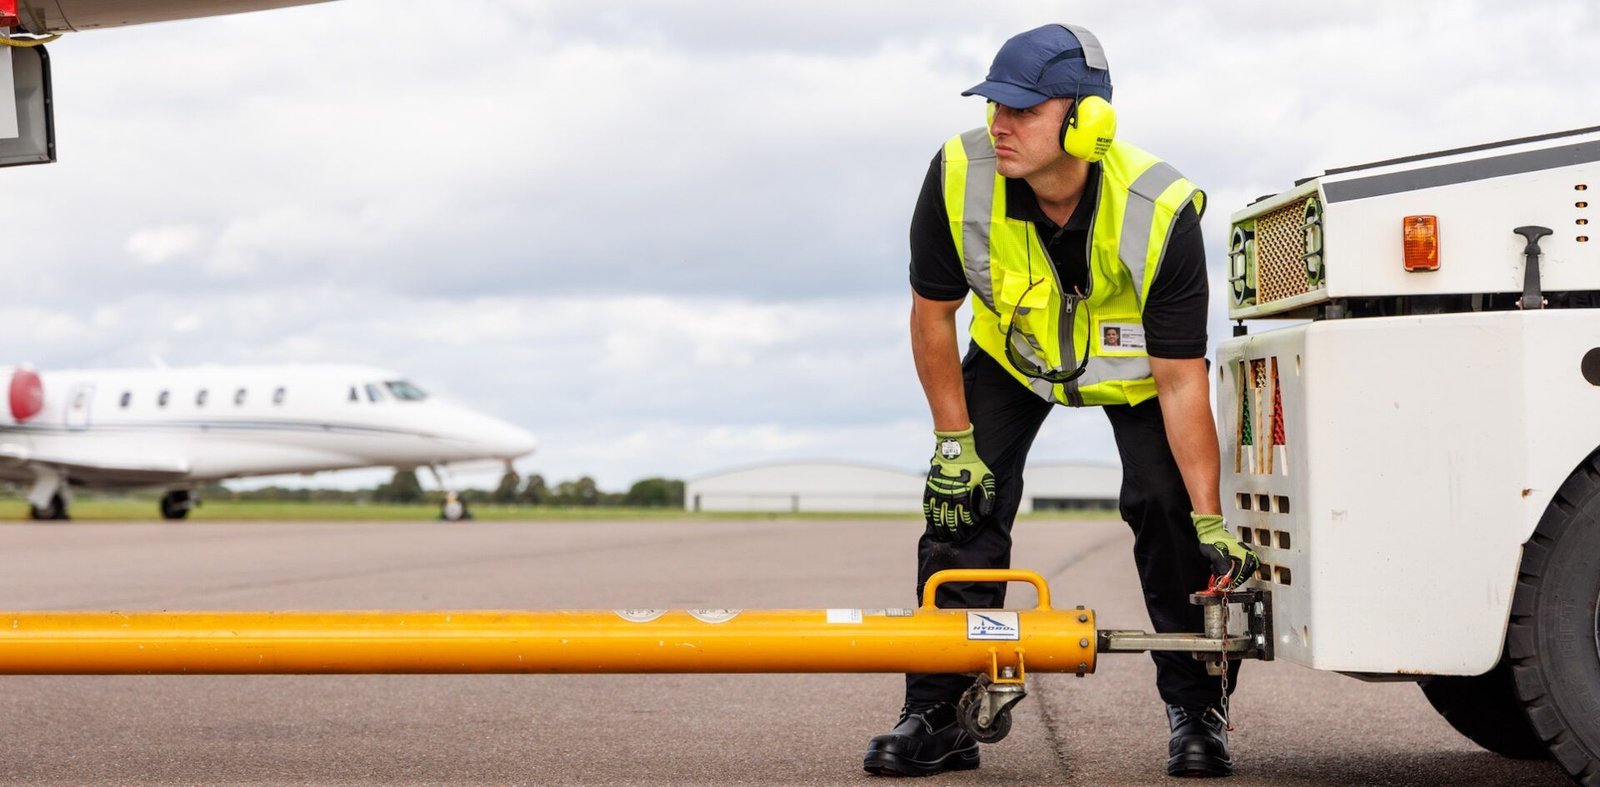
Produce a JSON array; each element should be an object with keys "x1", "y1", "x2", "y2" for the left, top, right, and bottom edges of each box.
[{"x1": 1055, "y1": 24, "x2": 1116, "y2": 163}]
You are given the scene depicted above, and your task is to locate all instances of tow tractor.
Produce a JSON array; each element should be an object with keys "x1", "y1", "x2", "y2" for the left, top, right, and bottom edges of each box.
[{"x1": 1218, "y1": 125, "x2": 1600, "y2": 784}]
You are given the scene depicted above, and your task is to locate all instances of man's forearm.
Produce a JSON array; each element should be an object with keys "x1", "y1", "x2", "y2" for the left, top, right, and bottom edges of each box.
[
  {"x1": 1151, "y1": 358, "x2": 1222, "y2": 515},
  {"x1": 910, "y1": 297, "x2": 969, "y2": 432}
]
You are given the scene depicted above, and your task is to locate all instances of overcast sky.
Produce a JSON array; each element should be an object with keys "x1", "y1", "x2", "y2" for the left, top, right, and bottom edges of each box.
[{"x1": 2, "y1": 0, "x2": 1596, "y2": 491}]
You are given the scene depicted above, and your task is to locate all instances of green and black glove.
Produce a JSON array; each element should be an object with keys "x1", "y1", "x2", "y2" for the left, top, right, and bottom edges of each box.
[
  {"x1": 922, "y1": 425, "x2": 996, "y2": 542},
  {"x1": 1192, "y1": 512, "x2": 1260, "y2": 590}
]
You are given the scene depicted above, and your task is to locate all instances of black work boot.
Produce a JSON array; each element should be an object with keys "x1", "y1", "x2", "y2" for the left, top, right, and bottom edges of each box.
[
  {"x1": 1166, "y1": 704, "x2": 1233, "y2": 777},
  {"x1": 862, "y1": 703, "x2": 980, "y2": 777}
]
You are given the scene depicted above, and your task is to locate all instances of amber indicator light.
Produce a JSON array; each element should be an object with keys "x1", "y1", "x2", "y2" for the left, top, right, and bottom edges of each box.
[{"x1": 1402, "y1": 215, "x2": 1439, "y2": 271}]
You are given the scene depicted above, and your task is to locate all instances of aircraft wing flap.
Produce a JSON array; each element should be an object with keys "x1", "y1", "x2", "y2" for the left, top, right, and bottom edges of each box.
[{"x1": 0, "y1": 442, "x2": 191, "y2": 484}]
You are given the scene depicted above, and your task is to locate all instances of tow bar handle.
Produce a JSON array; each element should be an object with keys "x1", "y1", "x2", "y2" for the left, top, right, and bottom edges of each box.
[{"x1": 921, "y1": 569, "x2": 1053, "y2": 611}]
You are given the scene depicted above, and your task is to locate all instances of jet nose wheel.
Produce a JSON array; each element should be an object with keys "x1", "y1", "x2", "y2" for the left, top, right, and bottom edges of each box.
[{"x1": 439, "y1": 493, "x2": 472, "y2": 522}]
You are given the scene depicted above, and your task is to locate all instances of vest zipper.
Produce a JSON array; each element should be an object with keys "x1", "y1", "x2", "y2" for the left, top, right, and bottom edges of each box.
[
  {"x1": 1062, "y1": 211, "x2": 1095, "y2": 407},
  {"x1": 1033, "y1": 226, "x2": 1080, "y2": 407}
]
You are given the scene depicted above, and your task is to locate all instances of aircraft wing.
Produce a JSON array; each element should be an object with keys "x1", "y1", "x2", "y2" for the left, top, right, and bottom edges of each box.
[
  {"x1": 0, "y1": 442, "x2": 191, "y2": 485},
  {"x1": 12, "y1": 0, "x2": 334, "y2": 34}
]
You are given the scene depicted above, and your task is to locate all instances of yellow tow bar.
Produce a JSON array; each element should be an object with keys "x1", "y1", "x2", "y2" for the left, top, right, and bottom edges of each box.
[{"x1": 0, "y1": 569, "x2": 1272, "y2": 742}]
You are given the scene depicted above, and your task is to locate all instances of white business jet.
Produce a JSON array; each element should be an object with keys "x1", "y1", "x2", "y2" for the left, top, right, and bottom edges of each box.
[{"x1": 0, "y1": 364, "x2": 538, "y2": 521}]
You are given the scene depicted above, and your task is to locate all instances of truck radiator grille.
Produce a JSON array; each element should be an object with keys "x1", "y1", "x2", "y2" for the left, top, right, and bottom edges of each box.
[{"x1": 1254, "y1": 199, "x2": 1318, "y2": 304}]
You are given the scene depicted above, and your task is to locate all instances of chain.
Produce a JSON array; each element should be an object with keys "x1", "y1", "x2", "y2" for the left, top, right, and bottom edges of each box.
[{"x1": 1218, "y1": 593, "x2": 1233, "y2": 732}]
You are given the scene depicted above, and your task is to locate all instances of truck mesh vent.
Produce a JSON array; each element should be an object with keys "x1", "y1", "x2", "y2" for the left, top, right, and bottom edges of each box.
[{"x1": 1255, "y1": 200, "x2": 1315, "y2": 305}]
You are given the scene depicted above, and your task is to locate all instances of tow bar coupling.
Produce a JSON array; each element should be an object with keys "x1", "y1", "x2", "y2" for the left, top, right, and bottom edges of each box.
[{"x1": 1096, "y1": 589, "x2": 1275, "y2": 674}]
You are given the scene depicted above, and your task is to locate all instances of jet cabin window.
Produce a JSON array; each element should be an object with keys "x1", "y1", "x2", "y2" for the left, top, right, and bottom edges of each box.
[
  {"x1": 158, "y1": 390, "x2": 170, "y2": 407},
  {"x1": 196, "y1": 389, "x2": 208, "y2": 407},
  {"x1": 120, "y1": 391, "x2": 131, "y2": 408},
  {"x1": 273, "y1": 387, "x2": 287, "y2": 405},
  {"x1": 385, "y1": 380, "x2": 427, "y2": 401},
  {"x1": 234, "y1": 388, "x2": 247, "y2": 406},
  {"x1": 348, "y1": 386, "x2": 359, "y2": 403}
]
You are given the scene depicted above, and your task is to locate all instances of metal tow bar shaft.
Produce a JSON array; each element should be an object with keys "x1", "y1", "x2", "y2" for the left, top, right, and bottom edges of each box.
[
  {"x1": 1097, "y1": 589, "x2": 1276, "y2": 674},
  {"x1": 0, "y1": 570, "x2": 1274, "y2": 743}
]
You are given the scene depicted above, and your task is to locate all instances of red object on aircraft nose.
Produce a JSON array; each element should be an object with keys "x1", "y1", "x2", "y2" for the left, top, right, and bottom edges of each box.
[{"x1": 9, "y1": 368, "x2": 42, "y2": 423}]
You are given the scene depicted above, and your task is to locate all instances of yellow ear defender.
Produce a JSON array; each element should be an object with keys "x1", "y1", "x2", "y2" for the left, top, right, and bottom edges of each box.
[
  {"x1": 986, "y1": 96, "x2": 1117, "y2": 163},
  {"x1": 1060, "y1": 95, "x2": 1115, "y2": 162}
]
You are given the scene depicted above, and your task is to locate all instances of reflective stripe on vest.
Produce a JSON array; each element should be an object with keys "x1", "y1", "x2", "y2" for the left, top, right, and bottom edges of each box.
[{"x1": 942, "y1": 129, "x2": 1204, "y2": 408}]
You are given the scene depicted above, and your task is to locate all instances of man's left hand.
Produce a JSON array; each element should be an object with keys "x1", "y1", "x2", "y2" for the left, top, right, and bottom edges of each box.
[{"x1": 1191, "y1": 513, "x2": 1260, "y2": 590}]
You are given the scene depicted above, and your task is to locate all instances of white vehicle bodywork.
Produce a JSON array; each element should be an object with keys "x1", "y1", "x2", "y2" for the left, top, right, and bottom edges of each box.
[{"x1": 1216, "y1": 125, "x2": 1600, "y2": 677}]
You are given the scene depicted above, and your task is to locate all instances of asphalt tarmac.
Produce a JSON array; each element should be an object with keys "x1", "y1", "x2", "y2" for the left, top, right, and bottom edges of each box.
[{"x1": 0, "y1": 518, "x2": 1572, "y2": 786}]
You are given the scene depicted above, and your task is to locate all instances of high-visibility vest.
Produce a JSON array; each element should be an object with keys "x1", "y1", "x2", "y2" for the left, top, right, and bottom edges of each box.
[{"x1": 940, "y1": 127, "x2": 1205, "y2": 407}]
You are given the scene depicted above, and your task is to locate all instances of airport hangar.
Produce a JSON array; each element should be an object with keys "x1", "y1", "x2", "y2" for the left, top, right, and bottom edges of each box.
[{"x1": 684, "y1": 461, "x2": 1121, "y2": 514}]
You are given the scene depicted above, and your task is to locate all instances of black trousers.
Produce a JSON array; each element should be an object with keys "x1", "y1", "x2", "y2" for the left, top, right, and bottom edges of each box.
[{"x1": 906, "y1": 346, "x2": 1241, "y2": 709}]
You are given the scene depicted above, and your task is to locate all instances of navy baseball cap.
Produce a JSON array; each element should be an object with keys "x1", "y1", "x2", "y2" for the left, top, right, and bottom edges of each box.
[{"x1": 962, "y1": 24, "x2": 1113, "y2": 109}]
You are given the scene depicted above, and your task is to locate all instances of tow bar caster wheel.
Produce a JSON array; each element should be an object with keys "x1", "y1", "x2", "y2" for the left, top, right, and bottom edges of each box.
[
  {"x1": 959, "y1": 698, "x2": 1013, "y2": 744},
  {"x1": 957, "y1": 672, "x2": 1028, "y2": 744}
]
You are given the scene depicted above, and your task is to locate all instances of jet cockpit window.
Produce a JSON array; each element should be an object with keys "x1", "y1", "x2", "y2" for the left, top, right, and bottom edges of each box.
[
  {"x1": 348, "y1": 386, "x2": 359, "y2": 402},
  {"x1": 365, "y1": 383, "x2": 384, "y2": 402},
  {"x1": 385, "y1": 380, "x2": 427, "y2": 401},
  {"x1": 234, "y1": 388, "x2": 247, "y2": 406}
]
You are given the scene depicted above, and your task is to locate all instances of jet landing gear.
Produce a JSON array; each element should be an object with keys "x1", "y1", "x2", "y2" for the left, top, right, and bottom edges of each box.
[
  {"x1": 160, "y1": 490, "x2": 194, "y2": 521},
  {"x1": 426, "y1": 465, "x2": 472, "y2": 522},
  {"x1": 26, "y1": 470, "x2": 70, "y2": 521},
  {"x1": 439, "y1": 491, "x2": 472, "y2": 522},
  {"x1": 28, "y1": 493, "x2": 68, "y2": 521}
]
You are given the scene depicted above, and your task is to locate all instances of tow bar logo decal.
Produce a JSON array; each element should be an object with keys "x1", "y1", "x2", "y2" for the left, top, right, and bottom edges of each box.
[
  {"x1": 687, "y1": 608, "x2": 741, "y2": 624},
  {"x1": 966, "y1": 611, "x2": 1020, "y2": 641},
  {"x1": 614, "y1": 609, "x2": 667, "y2": 623}
]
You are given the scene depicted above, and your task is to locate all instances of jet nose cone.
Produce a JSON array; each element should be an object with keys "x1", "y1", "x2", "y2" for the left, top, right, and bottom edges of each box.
[{"x1": 492, "y1": 422, "x2": 539, "y2": 460}]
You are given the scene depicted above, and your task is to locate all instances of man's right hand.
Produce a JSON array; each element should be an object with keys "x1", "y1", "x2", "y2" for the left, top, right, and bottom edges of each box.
[{"x1": 923, "y1": 425, "x2": 996, "y2": 542}]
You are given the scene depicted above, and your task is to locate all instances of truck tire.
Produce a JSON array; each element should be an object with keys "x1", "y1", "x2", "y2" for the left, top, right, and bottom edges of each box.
[
  {"x1": 1419, "y1": 658, "x2": 1548, "y2": 759},
  {"x1": 1509, "y1": 455, "x2": 1600, "y2": 785}
]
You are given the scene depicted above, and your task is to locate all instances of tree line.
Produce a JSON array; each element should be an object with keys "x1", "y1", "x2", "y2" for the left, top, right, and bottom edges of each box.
[{"x1": 195, "y1": 470, "x2": 685, "y2": 508}]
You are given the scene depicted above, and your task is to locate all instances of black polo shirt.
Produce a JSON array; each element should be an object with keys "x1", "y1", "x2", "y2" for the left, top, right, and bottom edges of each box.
[{"x1": 909, "y1": 151, "x2": 1209, "y2": 359}]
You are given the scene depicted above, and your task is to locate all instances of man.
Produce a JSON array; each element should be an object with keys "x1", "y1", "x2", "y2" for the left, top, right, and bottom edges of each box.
[{"x1": 861, "y1": 24, "x2": 1260, "y2": 778}]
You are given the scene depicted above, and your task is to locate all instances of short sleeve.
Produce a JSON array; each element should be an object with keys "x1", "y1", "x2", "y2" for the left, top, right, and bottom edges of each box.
[
  {"x1": 1142, "y1": 203, "x2": 1208, "y2": 359},
  {"x1": 909, "y1": 151, "x2": 969, "y2": 301}
]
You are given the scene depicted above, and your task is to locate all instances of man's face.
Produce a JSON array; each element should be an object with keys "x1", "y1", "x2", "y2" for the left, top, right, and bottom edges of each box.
[{"x1": 989, "y1": 97, "x2": 1071, "y2": 180}]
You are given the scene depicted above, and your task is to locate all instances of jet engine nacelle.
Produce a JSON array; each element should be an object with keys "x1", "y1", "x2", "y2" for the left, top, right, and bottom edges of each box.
[{"x1": 1, "y1": 366, "x2": 44, "y2": 426}]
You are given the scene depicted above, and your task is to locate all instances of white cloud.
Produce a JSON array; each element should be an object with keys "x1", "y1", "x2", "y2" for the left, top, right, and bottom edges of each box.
[{"x1": 125, "y1": 224, "x2": 203, "y2": 266}]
